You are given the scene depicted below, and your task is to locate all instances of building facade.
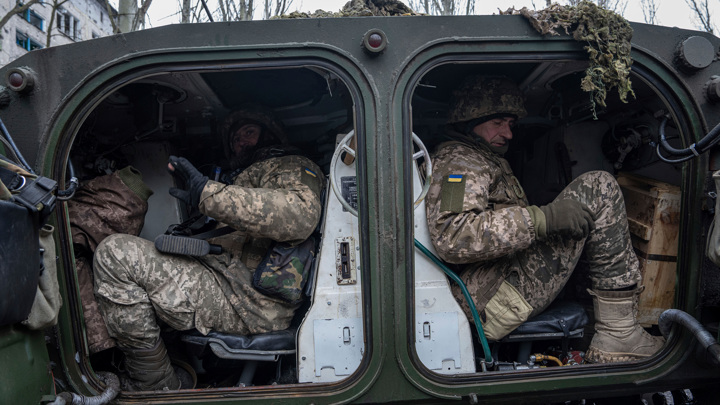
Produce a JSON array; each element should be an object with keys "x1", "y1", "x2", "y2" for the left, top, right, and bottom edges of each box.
[{"x1": 0, "y1": 0, "x2": 115, "y2": 66}]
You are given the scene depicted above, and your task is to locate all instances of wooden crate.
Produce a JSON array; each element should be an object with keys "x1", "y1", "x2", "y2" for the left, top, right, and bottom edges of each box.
[{"x1": 617, "y1": 173, "x2": 681, "y2": 327}]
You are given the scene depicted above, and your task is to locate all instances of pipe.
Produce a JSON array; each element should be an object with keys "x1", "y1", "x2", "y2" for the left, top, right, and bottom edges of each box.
[
  {"x1": 414, "y1": 239, "x2": 493, "y2": 364},
  {"x1": 658, "y1": 309, "x2": 720, "y2": 366},
  {"x1": 49, "y1": 372, "x2": 120, "y2": 405},
  {"x1": 531, "y1": 354, "x2": 564, "y2": 367}
]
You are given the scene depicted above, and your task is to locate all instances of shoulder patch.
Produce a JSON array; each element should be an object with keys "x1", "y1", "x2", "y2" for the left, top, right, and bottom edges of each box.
[
  {"x1": 440, "y1": 174, "x2": 466, "y2": 213},
  {"x1": 300, "y1": 165, "x2": 324, "y2": 198}
]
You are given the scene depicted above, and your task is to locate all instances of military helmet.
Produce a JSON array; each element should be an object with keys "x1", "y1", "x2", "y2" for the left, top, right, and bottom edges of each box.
[
  {"x1": 221, "y1": 104, "x2": 288, "y2": 153},
  {"x1": 447, "y1": 76, "x2": 527, "y2": 124}
]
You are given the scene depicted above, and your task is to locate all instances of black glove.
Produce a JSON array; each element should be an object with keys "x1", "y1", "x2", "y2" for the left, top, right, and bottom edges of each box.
[
  {"x1": 168, "y1": 156, "x2": 208, "y2": 210},
  {"x1": 538, "y1": 199, "x2": 596, "y2": 240}
]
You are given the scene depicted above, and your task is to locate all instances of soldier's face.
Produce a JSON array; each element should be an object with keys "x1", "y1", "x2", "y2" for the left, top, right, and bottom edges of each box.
[
  {"x1": 471, "y1": 117, "x2": 515, "y2": 148},
  {"x1": 231, "y1": 124, "x2": 262, "y2": 158}
]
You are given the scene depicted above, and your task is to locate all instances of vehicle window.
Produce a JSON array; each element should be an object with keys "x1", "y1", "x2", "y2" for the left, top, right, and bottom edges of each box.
[
  {"x1": 409, "y1": 61, "x2": 682, "y2": 375},
  {"x1": 64, "y1": 65, "x2": 369, "y2": 390}
]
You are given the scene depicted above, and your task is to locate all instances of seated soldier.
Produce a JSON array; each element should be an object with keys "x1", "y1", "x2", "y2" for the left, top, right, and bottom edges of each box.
[
  {"x1": 425, "y1": 76, "x2": 664, "y2": 363},
  {"x1": 93, "y1": 105, "x2": 325, "y2": 390}
]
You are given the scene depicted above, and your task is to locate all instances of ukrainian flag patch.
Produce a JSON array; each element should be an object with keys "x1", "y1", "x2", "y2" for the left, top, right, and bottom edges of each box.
[
  {"x1": 304, "y1": 168, "x2": 317, "y2": 177},
  {"x1": 441, "y1": 174, "x2": 466, "y2": 213}
]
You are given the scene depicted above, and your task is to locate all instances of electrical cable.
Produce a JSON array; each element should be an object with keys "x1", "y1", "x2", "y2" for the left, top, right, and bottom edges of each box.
[
  {"x1": 0, "y1": 116, "x2": 34, "y2": 173},
  {"x1": 656, "y1": 116, "x2": 720, "y2": 163}
]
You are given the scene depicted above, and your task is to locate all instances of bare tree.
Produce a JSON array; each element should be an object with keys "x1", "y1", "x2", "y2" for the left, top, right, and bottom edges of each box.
[
  {"x1": 640, "y1": 0, "x2": 659, "y2": 25},
  {"x1": 180, "y1": 0, "x2": 250, "y2": 22},
  {"x1": 409, "y1": 0, "x2": 473, "y2": 15},
  {"x1": 181, "y1": 0, "x2": 291, "y2": 22},
  {"x1": 104, "y1": 0, "x2": 120, "y2": 33},
  {"x1": 264, "y1": 0, "x2": 292, "y2": 20},
  {"x1": 0, "y1": 0, "x2": 40, "y2": 32},
  {"x1": 181, "y1": 0, "x2": 191, "y2": 22},
  {"x1": 686, "y1": 0, "x2": 716, "y2": 33},
  {"x1": 565, "y1": 0, "x2": 628, "y2": 14},
  {"x1": 117, "y1": 0, "x2": 154, "y2": 32},
  {"x1": 134, "y1": 0, "x2": 154, "y2": 30},
  {"x1": 44, "y1": 0, "x2": 69, "y2": 47}
]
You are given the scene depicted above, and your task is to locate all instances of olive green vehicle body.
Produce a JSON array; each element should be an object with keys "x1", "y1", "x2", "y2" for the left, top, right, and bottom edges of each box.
[{"x1": 1, "y1": 14, "x2": 720, "y2": 404}]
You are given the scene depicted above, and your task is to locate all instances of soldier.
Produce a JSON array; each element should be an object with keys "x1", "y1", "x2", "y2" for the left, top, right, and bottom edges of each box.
[
  {"x1": 93, "y1": 105, "x2": 325, "y2": 390},
  {"x1": 425, "y1": 76, "x2": 664, "y2": 363}
]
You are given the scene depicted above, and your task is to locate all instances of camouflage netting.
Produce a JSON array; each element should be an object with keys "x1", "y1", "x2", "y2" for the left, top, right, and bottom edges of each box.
[
  {"x1": 275, "y1": 0, "x2": 417, "y2": 18},
  {"x1": 502, "y1": 1, "x2": 634, "y2": 118}
]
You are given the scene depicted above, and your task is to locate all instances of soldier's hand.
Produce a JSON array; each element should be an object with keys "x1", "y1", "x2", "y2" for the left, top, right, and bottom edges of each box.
[
  {"x1": 167, "y1": 156, "x2": 208, "y2": 210},
  {"x1": 539, "y1": 199, "x2": 596, "y2": 240}
]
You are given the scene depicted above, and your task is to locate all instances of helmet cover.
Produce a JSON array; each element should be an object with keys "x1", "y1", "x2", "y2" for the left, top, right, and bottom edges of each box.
[{"x1": 447, "y1": 76, "x2": 527, "y2": 124}]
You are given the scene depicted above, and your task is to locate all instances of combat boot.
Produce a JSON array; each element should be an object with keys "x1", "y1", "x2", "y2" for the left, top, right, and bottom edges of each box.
[
  {"x1": 121, "y1": 339, "x2": 180, "y2": 391},
  {"x1": 585, "y1": 287, "x2": 665, "y2": 363}
]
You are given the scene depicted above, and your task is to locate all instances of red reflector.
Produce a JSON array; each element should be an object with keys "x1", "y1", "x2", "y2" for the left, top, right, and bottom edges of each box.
[
  {"x1": 8, "y1": 72, "x2": 23, "y2": 88},
  {"x1": 368, "y1": 33, "x2": 383, "y2": 48},
  {"x1": 362, "y1": 29, "x2": 387, "y2": 55},
  {"x1": 6, "y1": 67, "x2": 35, "y2": 92}
]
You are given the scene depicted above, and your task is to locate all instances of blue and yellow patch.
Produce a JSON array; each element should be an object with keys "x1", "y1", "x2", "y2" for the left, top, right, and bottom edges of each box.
[
  {"x1": 304, "y1": 168, "x2": 318, "y2": 178},
  {"x1": 441, "y1": 174, "x2": 466, "y2": 213}
]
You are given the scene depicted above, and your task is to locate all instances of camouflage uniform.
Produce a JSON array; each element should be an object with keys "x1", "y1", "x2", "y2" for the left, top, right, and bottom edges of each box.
[
  {"x1": 426, "y1": 129, "x2": 641, "y2": 335},
  {"x1": 69, "y1": 166, "x2": 153, "y2": 353},
  {"x1": 94, "y1": 154, "x2": 324, "y2": 349}
]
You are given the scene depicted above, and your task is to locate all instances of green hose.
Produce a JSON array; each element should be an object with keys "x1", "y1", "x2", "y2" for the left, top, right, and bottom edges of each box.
[{"x1": 414, "y1": 239, "x2": 493, "y2": 364}]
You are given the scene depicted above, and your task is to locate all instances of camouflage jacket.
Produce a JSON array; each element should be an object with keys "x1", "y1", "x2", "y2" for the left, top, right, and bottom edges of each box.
[
  {"x1": 196, "y1": 154, "x2": 324, "y2": 332},
  {"x1": 425, "y1": 129, "x2": 539, "y2": 312},
  {"x1": 426, "y1": 129, "x2": 537, "y2": 265}
]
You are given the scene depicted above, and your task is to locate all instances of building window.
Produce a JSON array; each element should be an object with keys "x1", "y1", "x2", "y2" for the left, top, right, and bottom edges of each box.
[
  {"x1": 17, "y1": 6, "x2": 44, "y2": 31},
  {"x1": 16, "y1": 31, "x2": 43, "y2": 51},
  {"x1": 57, "y1": 9, "x2": 80, "y2": 40},
  {"x1": 27, "y1": 10, "x2": 43, "y2": 31}
]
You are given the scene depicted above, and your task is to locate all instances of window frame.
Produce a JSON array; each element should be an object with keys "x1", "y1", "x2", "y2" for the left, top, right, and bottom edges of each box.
[{"x1": 15, "y1": 30, "x2": 43, "y2": 51}]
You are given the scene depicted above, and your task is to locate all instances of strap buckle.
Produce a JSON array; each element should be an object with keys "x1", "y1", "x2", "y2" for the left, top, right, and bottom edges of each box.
[{"x1": 14, "y1": 176, "x2": 57, "y2": 223}]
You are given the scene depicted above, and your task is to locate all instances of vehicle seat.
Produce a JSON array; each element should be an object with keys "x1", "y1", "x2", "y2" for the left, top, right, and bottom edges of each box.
[
  {"x1": 181, "y1": 329, "x2": 296, "y2": 387},
  {"x1": 179, "y1": 246, "x2": 318, "y2": 387},
  {"x1": 492, "y1": 300, "x2": 589, "y2": 364}
]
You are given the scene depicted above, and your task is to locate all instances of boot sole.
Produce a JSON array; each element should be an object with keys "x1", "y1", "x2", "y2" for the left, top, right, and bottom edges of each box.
[{"x1": 585, "y1": 346, "x2": 653, "y2": 363}]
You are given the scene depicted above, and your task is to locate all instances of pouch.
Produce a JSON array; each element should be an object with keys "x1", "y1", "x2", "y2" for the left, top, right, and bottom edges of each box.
[
  {"x1": 252, "y1": 237, "x2": 316, "y2": 304},
  {"x1": 482, "y1": 280, "x2": 533, "y2": 341},
  {"x1": 22, "y1": 225, "x2": 63, "y2": 330}
]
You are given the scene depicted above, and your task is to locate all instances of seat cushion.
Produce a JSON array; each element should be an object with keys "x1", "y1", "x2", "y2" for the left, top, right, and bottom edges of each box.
[
  {"x1": 183, "y1": 329, "x2": 296, "y2": 353},
  {"x1": 510, "y1": 301, "x2": 589, "y2": 336}
]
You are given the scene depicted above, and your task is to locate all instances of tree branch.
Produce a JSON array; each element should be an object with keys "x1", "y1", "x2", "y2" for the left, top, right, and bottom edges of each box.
[
  {"x1": 103, "y1": 0, "x2": 121, "y2": 33},
  {"x1": 0, "y1": 0, "x2": 40, "y2": 31},
  {"x1": 46, "y1": 0, "x2": 67, "y2": 47},
  {"x1": 686, "y1": 0, "x2": 715, "y2": 33}
]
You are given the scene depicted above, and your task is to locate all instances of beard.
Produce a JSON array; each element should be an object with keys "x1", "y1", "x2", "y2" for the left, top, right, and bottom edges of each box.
[{"x1": 230, "y1": 145, "x2": 259, "y2": 169}]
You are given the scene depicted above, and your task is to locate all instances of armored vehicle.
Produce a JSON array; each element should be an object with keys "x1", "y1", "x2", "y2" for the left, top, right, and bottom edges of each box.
[{"x1": 2, "y1": 7, "x2": 720, "y2": 404}]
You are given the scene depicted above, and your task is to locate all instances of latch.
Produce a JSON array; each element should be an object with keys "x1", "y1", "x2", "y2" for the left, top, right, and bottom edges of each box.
[
  {"x1": 423, "y1": 322, "x2": 431, "y2": 339},
  {"x1": 336, "y1": 236, "x2": 357, "y2": 285}
]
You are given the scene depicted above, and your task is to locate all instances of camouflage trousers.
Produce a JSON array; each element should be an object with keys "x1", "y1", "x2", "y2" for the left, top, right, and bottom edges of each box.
[
  {"x1": 454, "y1": 171, "x2": 641, "y2": 320},
  {"x1": 93, "y1": 234, "x2": 251, "y2": 350}
]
